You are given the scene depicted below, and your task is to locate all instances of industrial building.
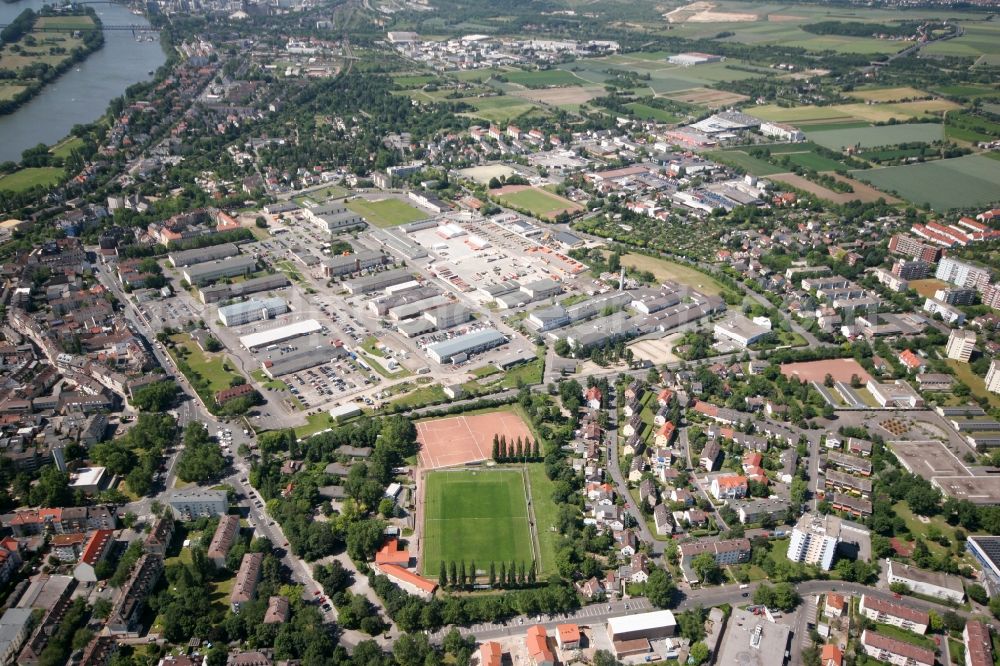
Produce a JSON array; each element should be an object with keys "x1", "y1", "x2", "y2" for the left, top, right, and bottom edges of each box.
[
  {"x1": 218, "y1": 297, "x2": 289, "y2": 327},
  {"x1": 240, "y1": 319, "x2": 323, "y2": 350},
  {"x1": 322, "y1": 249, "x2": 388, "y2": 277},
  {"x1": 182, "y1": 255, "x2": 257, "y2": 286},
  {"x1": 759, "y1": 121, "x2": 804, "y2": 142},
  {"x1": 606, "y1": 610, "x2": 677, "y2": 642},
  {"x1": 343, "y1": 268, "x2": 415, "y2": 295},
  {"x1": 713, "y1": 314, "x2": 771, "y2": 348},
  {"x1": 304, "y1": 202, "x2": 365, "y2": 234},
  {"x1": 168, "y1": 243, "x2": 240, "y2": 267},
  {"x1": 262, "y1": 346, "x2": 349, "y2": 378},
  {"x1": 714, "y1": 608, "x2": 791, "y2": 666},
  {"x1": 199, "y1": 273, "x2": 290, "y2": 303},
  {"x1": 886, "y1": 560, "x2": 965, "y2": 603},
  {"x1": 426, "y1": 329, "x2": 506, "y2": 364}
]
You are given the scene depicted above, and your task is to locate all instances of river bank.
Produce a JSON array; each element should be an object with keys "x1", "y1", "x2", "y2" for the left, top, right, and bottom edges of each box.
[
  {"x1": 0, "y1": 8, "x2": 106, "y2": 116},
  {"x1": 0, "y1": 0, "x2": 165, "y2": 162}
]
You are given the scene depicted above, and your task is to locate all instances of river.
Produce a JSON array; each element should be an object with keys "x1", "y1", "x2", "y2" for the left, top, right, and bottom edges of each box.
[{"x1": 0, "y1": 0, "x2": 166, "y2": 162}]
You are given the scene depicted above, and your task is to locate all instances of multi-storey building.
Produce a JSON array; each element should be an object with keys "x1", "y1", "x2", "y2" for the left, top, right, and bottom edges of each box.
[
  {"x1": 946, "y1": 329, "x2": 977, "y2": 363},
  {"x1": 936, "y1": 257, "x2": 992, "y2": 291},
  {"x1": 858, "y1": 596, "x2": 929, "y2": 634},
  {"x1": 787, "y1": 513, "x2": 840, "y2": 570}
]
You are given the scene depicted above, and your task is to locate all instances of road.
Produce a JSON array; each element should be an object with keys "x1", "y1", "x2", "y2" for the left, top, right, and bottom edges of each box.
[
  {"x1": 440, "y1": 597, "x2": 654, "y2": 641},
  {"x1": 603, "y1": 391, "x2": 663, "y2": 554}
]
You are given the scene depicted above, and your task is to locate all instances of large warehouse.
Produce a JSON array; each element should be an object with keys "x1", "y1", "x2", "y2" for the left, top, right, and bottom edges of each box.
[
  {"x1": 218, "y1": 297, "x2": 288, "y2": 327},
  {"x1": 168, "y1": 243, "x2": 240, "y2": 267},
  {"x1": 240, "y1": 319, "x2": 322, "y2": 350},
  {"x1": 426, "y1": 329, "x2": 505, "y2": 364},
  {"x1": 263, "y1": 346, "x2": 348, "y2": 378},
  {"x1": 607, "y1": 610, "x2": 677, "y2": 642},
  {"x1": 183, "y1": 255, "x2": 257, "y2": 286}
]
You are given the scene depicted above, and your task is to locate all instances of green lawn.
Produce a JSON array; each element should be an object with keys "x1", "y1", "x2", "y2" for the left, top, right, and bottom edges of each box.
[
  {"x1": 618, "y1": 253, "x2": 725, "y2": 296},
  {"x1": 390, "y1": 384, "x2": 446, "y2": 408},
  {"x1": 500, "y1": 359, "x2": 543, "y2": 388},
  {"x1": 495, "y1": 187, "x2": 581, "y2": 220},
  {"x1": 872, "y1": 624, "x2": 936, "y2": 650},
  {"x1": 422, "y1": 469, "x2": 535, "y2": 577},
  {"x1": 0, "y1": 167, "x2": 63, "y2": 192},
  {"x1": 35, "y1": 14, "x2": 96, "y2": 29},
  {"x1": 49, "y1": 136, "x2": 84, "y2": 159},
  {"x1": 345, "y1": 198, "x2": 428, "y2": 228},
  {"x1": 168, "y1": 334, "x2": 243, "y2": 394},
  {"x1": 526, "y1": 463, "x2": 559, "y2": 576},
  {"x1": 947, "y1": 359, "x2": 1000, "y2": 409}
]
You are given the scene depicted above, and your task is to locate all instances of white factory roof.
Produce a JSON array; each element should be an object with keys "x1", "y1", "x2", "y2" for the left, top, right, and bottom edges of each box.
[
  {"x1": 607, "y1": 610, "x2": 677, "y2": 635},
  {"x1": 240, "y1": 319, "x2": 322, "y2": 349}
]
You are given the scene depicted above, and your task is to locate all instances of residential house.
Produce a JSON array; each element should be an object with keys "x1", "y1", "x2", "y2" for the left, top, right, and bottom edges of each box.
[{"x1": 710, "y1": 475, "x2": 748, "y2": 500}]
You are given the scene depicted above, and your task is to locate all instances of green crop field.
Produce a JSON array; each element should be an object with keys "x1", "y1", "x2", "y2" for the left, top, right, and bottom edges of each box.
[
  {"x1": 785, "y1": 152, "x2": 848, "y2": 171},
  {"x1": 345, "y1": 198, "x2": 427, "y2": 227},
  {"x1": 505, "y1": 69, "x2": 581, "y2": 88},
  {"x1": 746, "y1": 104, "x2": 855, "y2": 124},
  {"x1": 456, "y1": 95, "x2": 543, "y2": 123},
  {"x1": 625, "y1": 103, "x2": 682, "y2": 123},
  {"x1": 705, "y1": 150, "x2": 785, "y2": 176},
  {"x1": 808, "y1": 123, "x2": 944, "y2": 150},
  {"x1": 923, "y1": 22, "x2": 1000, "y2": 58},
  {"x1": 422, "y1": 469, "x2": 535, "y2": 576},
  {"x1": 851, "y1": 154, "x2": 1000, "y2": 211},
  {"x1": 0, "y1": 167, "x2": 64, "y2": 192}
]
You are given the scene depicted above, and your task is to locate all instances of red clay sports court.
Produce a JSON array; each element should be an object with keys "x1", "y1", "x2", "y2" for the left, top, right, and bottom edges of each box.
[{"x1": 416, "y1": 410, "x2": 534, "y2": 469}]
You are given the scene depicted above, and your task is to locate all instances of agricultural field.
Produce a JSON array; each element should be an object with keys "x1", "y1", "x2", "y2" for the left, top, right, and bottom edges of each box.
[
  {"x1": 770, "y1": 172, "x2": 898, "y2": 204},
  {"x1": 345, "y1": 198, "x2": 428, "y2": 228},
  {"x1": 848, "y1": 87, "x2": 929, "y2": 103},
  {"x1": 625, "y1": 103, "x2": 683, "y2": 123},
  {"x1": 617, "y1": 253, "x2": 724, "y2": 296},
  {"x1": 665, "y1": 87, "x2": 748, "y2": 108},
  {"x1": 923, "y1": 21, "x2": 1000, "y2": 59},
  {"x1": 422, "y1": 469, "x2": 536, "y2": 576},
  {"x1": 492, "y1": 185, "x2": 583, "y2": 220},
  {"x1": 0, "y1": 167, "x2": 64, "y2": 192},
  {"x1": 807, "y1": 123, "x2": 944, "y2": 150},
  {"x1": 511, "y1": 84, "x2": 604, "y2": 109},
  {"x1": 559, "y1": 57, "x2": 766, "y2": 96},
  {"x1": 745, "y1": 104, "x2": 855, "y2": 125},
  {"x1": 504, "y1": 69, "x2": 582, "y2": 88},
  {"x1": 705, "y1": 149, "x2": 785, "y2": 176},
  {"x1": 851, "y1": 154, "x2": 1000, "y2": 211}
]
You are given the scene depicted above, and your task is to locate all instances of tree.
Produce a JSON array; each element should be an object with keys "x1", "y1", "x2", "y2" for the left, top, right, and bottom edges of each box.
[
  {"x1": 489, "y1": 561, "x2": 496, "y2": 587},
  {"x1": 439, "y1": 561, "x2": 448, "y2": 589},
  {"x1": 645, "y1": 567, "x2": 675, "y2": 608},
  {"x1": 689, "y1": 642, "x2": 709, "y2": 665},
  {"x1": 378, "y1": 497, "x2": 396, "y2": 518},
  {"x1": 691, "y1": 553, "x2": 721, "y2": 584},
  {"x1": 131, "y1": 380, "x2": 180, "y2": 411},
  {"x1": 459, "y1": 561, "x2": 467, "y2": 589},
  {"x1": 469, "y1": 560, "x2": 477, "y2": 589},
  {"x1": 968, "y1": 583, "x2": 988, "y2": 605},
  {"x1": 449, "y1": 561, "x2": 458, "y2": 589},
  {"x1": 346, "y1": 519, "x2": 386, "y2": 562},
  {"x1": 499, "y1": 562, "x2": 506, "y2": 589}
]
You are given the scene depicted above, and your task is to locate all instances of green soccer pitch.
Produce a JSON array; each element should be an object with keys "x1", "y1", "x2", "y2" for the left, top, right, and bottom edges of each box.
[{"x1": 421, "y1": 469, "x2": 535, "y2": 576}]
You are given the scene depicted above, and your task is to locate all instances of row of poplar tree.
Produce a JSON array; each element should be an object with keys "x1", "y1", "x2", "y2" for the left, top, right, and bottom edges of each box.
[
  {"x1": 491, "y1": 434, "x2": 541, "y2": 462},
  {"x1": 438, "y1": 559, "x2": 537, "y2": 590}
]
